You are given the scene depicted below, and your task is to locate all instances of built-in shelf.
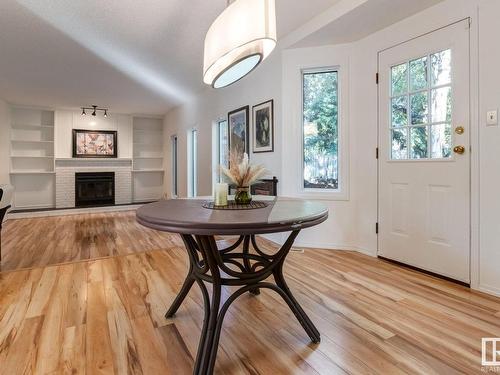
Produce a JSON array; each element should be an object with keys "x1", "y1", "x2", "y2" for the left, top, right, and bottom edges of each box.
[
  {"x1": 11, "y1": 155, "x2": 54, "y2": 158},
  {"x1": 10, "y1": 108, "x2": 56, "y2": 210},
  {"x1": 132, "y1": 117, "x2": 164, "y2": 203},
  {"x1": 132, "y1": 169, "x2": 165, "y2": 173},
  {"x1": 10, "y1": 171, "x2": 55, "y2": 175},
  {"x1": 11, "y1": 140, "x2": 54, "y2": 144},
  {"x1": 12, "y1": 124, "x2": 54, "y2": 130}
]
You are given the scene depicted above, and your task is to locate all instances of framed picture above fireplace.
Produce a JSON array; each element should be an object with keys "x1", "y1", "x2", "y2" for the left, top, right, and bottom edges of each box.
[{"x1": 72, "y1": 129, "x2": 118, "y2": 158}]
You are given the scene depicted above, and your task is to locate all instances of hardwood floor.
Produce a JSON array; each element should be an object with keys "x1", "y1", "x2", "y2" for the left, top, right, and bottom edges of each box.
[
  {"x1": 1, "y1": 211, "x2": 500, "y2": 374},
  {"x1": 1, "y1": 211, "x2": 183, "y2": 272}
]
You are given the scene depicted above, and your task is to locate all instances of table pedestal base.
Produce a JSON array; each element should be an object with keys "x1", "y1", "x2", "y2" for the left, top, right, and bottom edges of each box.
[{"x1": 166, "y1": 231, "x2": 320, "y2": 375}]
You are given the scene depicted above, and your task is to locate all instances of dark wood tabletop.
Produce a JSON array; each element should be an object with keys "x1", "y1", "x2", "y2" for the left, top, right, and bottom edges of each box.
[{"x1": 136, "y1": 197, "x2": 329, "y2": 235}]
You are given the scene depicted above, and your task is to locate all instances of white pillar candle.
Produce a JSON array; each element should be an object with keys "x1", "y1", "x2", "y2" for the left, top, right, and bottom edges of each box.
[{"x1": 214, "y1": 183, "x2": 228, "y2": 206}]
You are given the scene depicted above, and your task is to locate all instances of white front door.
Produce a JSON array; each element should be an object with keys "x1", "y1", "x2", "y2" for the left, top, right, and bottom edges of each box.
[{"x1": 378, "y1": 20, "x2": 470, "y2": 283}]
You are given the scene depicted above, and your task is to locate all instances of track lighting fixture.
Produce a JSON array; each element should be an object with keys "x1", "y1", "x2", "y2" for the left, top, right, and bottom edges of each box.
[{"x1": 80, "y1": 105, "x2": 109, "y2": 117}]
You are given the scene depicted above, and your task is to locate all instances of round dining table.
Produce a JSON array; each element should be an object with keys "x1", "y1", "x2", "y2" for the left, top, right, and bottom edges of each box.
[{"x1": 136, "y1": 196, "x2": 328, "y2": 375}]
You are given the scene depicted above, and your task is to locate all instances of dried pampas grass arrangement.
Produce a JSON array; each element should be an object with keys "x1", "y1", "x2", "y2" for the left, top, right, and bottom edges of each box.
[{"x1": 220, "y1": 150, "x2": 267, "y2": 187}]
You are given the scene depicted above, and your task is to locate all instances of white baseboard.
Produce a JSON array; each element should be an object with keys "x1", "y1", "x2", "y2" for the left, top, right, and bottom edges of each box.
[
  {"x1": 12, "y1": 203, "x2": 54, "y2": 210},
  {"x1": 260, "y1": 235, "x2": 377, "y2": 257},
  {"x1": 6, "y1": 204, "x2": 145, "y2": 220},
  {"x1": 354, "y1": 246, "x2": 378, "y2": 257},
  {"x1": 476, "y1": 284, "x2": 500, "y2": 298}
]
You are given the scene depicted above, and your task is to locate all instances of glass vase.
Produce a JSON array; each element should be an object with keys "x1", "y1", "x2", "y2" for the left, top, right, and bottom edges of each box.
[{"x1": 234, "y1": 186, "x2": 252, "y2": 205}]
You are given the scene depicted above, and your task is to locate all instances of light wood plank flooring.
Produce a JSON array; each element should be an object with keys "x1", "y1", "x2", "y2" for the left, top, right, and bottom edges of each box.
[
  {"x1": 1, "y1": 211, "x2": 183, "y2": 272},
  {"x1": 1, "y1": 211, "x2": 500, "y2": 374}
]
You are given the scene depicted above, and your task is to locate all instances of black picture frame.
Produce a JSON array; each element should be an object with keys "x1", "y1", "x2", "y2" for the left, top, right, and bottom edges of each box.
[
  {"x1": 72, "y1": 129, "x2": 118, "y2": 158},
  {"x1": 252, "y1": 99, "x2": 274, "y2": 153},
  {"x1": 227, "y1": 105, "x2": 250, "y2": 157}
]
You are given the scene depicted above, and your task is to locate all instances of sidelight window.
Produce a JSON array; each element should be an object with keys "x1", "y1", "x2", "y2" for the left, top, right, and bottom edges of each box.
[
  {"x1": 302, "y1": 69, "x2": 339, "y2": 190},
  {"x1": 171, "y1": 135, "x2": 178, "y2": 197}
]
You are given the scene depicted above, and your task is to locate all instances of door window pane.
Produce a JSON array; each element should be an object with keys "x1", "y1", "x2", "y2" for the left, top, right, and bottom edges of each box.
[
  {"x1": 431, "y1": 123, "x2": 452, "y2": 158},
  {"x1": 431, "y1": 49, "x2": 451, "y2": 86},
  {"x1": 410, "y1": 126, "x2": 428, "y2": 159},
  {"x1": 303, "y1": 70, "x2": 339, "y2": 190},
  {"x1": 391, "y1": 63, "x2": 408, "y2": 96},
  {"x1": 409, "y1": 56, "x2": 428, "y2": 91},
  {"x1": 410, "y1": 92, "x2": 428, "y2": 125},
  {"x1": 388, "y1": 49, "x2": 452, "y2": 160},
  {"x1": 391, "y1": 96, "x2": 408, "y2": 127},
  {"x1": 392, "y1": 128, "x2": 408, "y2": 160},
  {"x1": 431, "y1": 86, "x2": 452, "y2": 123}
]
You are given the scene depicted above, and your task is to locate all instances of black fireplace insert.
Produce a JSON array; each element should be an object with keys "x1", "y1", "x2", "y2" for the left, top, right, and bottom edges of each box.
[{"x1": 75, "y1": 172, "x2": 115, "y2": 207}]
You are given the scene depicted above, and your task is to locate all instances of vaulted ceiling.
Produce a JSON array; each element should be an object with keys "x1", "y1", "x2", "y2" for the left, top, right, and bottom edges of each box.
[{"x1": 0, "y1": 0, "x2": 442, "y2": 115}]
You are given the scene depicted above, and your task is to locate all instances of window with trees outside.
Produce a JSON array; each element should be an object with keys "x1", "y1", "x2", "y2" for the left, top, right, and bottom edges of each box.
[
  {"x1": 302, "y1": 69, "x2": 339, "y2": 190},
  {"x1": 390, "y1": 49, "x2": 452, "y2": 159}
]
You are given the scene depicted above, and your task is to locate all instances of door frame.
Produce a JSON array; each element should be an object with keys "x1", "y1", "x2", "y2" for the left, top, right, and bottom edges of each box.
[{"x1": 376, "y1": 17, "x2": 481, "y2": 289}]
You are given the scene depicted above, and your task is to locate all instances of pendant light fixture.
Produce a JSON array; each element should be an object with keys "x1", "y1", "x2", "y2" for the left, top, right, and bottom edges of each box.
[{"x1": 203, "y1": 0, "x2": 277, "y2": 89}]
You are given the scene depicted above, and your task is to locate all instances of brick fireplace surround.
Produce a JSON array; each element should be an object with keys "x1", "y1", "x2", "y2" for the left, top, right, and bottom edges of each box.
[{"x1": 55, "y1": 159, "x2": 132, "y2": 209}]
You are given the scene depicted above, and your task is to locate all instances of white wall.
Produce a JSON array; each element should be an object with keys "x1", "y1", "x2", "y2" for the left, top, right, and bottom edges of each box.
[
  {"x1": 163, "y1": 52, "x2": 283, "y2": 198},
  {"x1": 478, "y1": 0, "x2": 500, "y2": 296},
  {"x1": 55, "y1": 110, "x2": 133, "y2": 159},
  {"x1": 0, "y1": 100, "x2": 10, "y2": 184}
]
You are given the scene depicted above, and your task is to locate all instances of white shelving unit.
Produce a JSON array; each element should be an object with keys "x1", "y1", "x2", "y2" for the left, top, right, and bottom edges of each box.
[
  {"x1": 10, "y1": 107, "x2": 55, "y2": 209},
  {"x1": 132, "y1": 117, "x2": 164, "y2": 202}
]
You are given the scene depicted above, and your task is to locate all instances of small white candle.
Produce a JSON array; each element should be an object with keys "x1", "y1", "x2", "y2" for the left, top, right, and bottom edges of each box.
[{"x1": 214, "y1": 183, "x2": 228, "y2": 206}]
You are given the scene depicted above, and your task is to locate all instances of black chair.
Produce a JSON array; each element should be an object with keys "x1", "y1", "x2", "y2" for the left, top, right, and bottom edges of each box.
[
  {"x1": 251, "y1": 176, "x2": 278, "y2": 196},
  {"x1": 229, "y1": 176, "x2": 279, "y2": 197},
  {"x1": 0, "y1": 185, "x2": 13, "y2": 262}
]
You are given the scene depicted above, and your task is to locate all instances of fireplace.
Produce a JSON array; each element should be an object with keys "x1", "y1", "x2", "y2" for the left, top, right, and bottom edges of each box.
[{"x1": 75, "y1": 172, "x2": 115, "y2": 207}]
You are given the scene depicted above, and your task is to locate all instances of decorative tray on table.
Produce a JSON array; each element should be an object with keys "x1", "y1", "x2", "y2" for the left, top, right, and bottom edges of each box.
[{"x1": 202, "y1": 201, "x2": 269, "y2": 210}]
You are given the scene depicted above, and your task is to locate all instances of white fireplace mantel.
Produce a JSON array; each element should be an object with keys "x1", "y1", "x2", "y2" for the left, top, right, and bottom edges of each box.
[{"x1": 55, "y1": 158, "x2": 132, "y2": 168}]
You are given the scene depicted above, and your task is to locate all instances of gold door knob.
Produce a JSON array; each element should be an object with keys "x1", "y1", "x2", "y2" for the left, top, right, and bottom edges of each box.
[
  {"x1": 455, "y1": 126, "x2": 464, "y2": 135},
  {"x1": 453, "y1": 145, "x2": 465, "y2": 154}
]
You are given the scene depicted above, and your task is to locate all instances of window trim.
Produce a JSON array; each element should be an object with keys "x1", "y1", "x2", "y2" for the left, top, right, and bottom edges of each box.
[
  {"x1": 299, "y1": 65, "x2": 349, "y2": 201},
  {"x1": 211, "y1": 117, "x2": 228, "y2": 192},
  {"x1": 187, "y1": 128, "x2": 198, "y2": 198},
  {"x1": 217, "y1": 118, "x2": 228, "y2": 183}
]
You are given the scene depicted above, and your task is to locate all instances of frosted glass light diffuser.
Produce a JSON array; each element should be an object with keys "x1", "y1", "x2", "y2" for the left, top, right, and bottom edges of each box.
[{"x1": 203, "y1": 0, "x2": 277, "y2": 89}]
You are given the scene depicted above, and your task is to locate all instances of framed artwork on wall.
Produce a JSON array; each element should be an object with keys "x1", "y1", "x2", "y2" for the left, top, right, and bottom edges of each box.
[
  {"x1": 252, "y1": 99, "x2": 274, "y2": 153},
  {"x1": 72, "y1": 129, "x2": 118, "y2": 158},
  {"x1": 228, "y1": 106, "x2": 250, "y2": 156}
]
